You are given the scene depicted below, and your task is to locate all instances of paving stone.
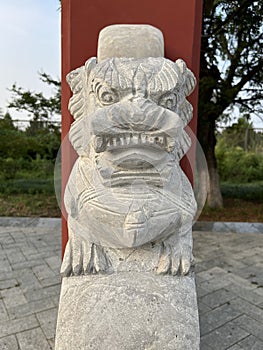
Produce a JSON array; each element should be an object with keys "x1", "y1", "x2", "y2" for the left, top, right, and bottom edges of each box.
[
  {"x1": 196, "y1": 285, "x2": 211, "y2": 298},
  {"x1": 32, "y1": 264, "x2": 56, "y2": 281},
  {"x1": 200, "y1": 342, "x2": 213, "y2": 350},
  {"x1": 226, "y1": 283, "x2": 263, "y2": 305},
  {"x1": 235, "y1": 335, "x2": 263, "y2": 350},
  {"x1": 198, "y1": 301, "x2": 212, "y2": 315},
  {"x1": 0, "y1": 223, "x2": 262, "y2": 349},
  {"x1": 0, "y1": 278, "x2": 19, "y2": 291},
  {"x1": 223, "y1": 272, "x2": 258, "y2": 290},
  {"x1": 8, "y1": 297, "x2": 55, "y2": 319},
  {"x1": 40, "y1": 275, "x2": 61, "y2": 288},
  {"x1": 37, "y1": 308, "x2": 58, "y2": 340},
  {"x1": 0, "y1": 299, "x2": 9, "y2": 321},
  {"x1": 0, "y1": 254, "x2": 12, "y2": 273},
  {"x1": 1, "y1": 286, "x2": 27, "y2": 309},
  {"x1": 0, "y1": 271, "x2": 17, "y2": 282},
  {"x1": 16, "y1": 269, "x2": 42, "y2": 293},
  {"x1": 11, "y1": 259, "x2": 45, "y2": 270},
  {"x1": 0, "y1": 315, "x2": 39, "y2": 338},
  {"x1": 0, "y1": 335, "x2": 19, "y2": 350},
  {"x1": 240, "y1": 254, "x2": 263, "y2": 266},
  {"x1": 197, "y1": 267, "x2": 229, "y2": 282},
  {"x1": 20, "y1": 245, "x2": 38, "y2": 257},
  {"x1": 227, "y1": 345, "x2": 243, "y2": 350},
  {"x1": 16, "y1": 327, "x2": 51, "y2": 350},
  {"x1": 44, "y1": 284, "x2": 61, "y2": 297},
  {"x1": 5, "y1": 248, "x2": 26, "y2": 264},
  {"x1": 200, "y1": 303, "x2": 242, "y2": 336},
  {"x1": 232, "y1": 314, "x2": 263, "y2": 342},
  {"x1": 201, "y1": 322, "x2": 249, "y2": 350},
  {"x1": 0, "y1": 233, "x2": 15, "y2": 246},
  {"x1": 30, "y1": 236, "x2": 49, "y2": 249},
  {"x1": 198, "y1": 275, "x2": 231, "y2": 293},
  {"x1": 200, "y1": 288, "x2": 236, "y2": 309},
  {"x1": 9, "y1": 230, "x2": 27, "y2": 242},
  {"x1": 45, "y1": 256, "x2": 61, "y2": 272},
  {"x1": 28, "y1": 251, "x2": 57, "y2": 261},
  {"x1": 229, "y1": 297, "x2": 263, "y2": 324}
]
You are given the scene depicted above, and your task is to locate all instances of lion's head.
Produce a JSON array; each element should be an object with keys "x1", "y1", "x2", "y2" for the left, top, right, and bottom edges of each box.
[{"x1": 65, "y1": 56, "x2": 197, "y2": 248}]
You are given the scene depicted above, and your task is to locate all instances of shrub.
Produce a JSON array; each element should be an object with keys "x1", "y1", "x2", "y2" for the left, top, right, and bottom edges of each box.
[
  {"x1": 216, "y1": 146, "x2": 263, "y2": 183},
  {"x1": 221, "y1": 182, "x2": 263, "y2": 201}
]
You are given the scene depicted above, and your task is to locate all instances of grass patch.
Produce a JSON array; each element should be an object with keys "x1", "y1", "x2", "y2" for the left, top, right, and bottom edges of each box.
[
  {"x1": 0, "y1": 193, "x2": 60, "y2": 217},
  {"x1": 199, "y1": 198, "x2": 263, "y2": 222}
]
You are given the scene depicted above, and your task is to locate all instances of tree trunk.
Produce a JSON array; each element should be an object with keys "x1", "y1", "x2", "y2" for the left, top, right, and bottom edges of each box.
[
  {"x1": 206, "y1": 150, "x2": 223, "y2": 209},
  {"x1": 197, "y1": 116, "x2": 223, "y2": 209}
]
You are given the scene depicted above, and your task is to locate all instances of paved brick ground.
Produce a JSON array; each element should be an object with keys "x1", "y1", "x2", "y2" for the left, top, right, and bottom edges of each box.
[{"x1": 0, "y1": 221, "x2": 262, "y2": 349}]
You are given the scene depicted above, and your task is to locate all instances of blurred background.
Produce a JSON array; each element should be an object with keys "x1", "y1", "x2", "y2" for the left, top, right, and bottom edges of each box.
[{"x1": 0, "y1": 0, "x2": 262, "y2": 222}]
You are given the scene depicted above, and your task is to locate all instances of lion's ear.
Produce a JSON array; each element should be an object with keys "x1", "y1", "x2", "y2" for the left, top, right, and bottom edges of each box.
[
  {"x1": 66, "y1": 57, "x2": 97, "y2": 121},
  {"x1": 66, "y1": 57, "x2": 97, "y2": 155},
  {"x1": 175, "y1": 59, "x2": 196, "y2": 96}
]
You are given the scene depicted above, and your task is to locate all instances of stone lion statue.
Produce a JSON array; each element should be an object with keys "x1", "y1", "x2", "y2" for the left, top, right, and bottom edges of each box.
[{"x1": 61, "y1": 33, "x2": 197, "y2": 277}]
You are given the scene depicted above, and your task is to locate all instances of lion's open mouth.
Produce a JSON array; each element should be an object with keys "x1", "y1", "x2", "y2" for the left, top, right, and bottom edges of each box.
[{"x1": 93, "y1": 132, "x2": 174, "y2": 153}]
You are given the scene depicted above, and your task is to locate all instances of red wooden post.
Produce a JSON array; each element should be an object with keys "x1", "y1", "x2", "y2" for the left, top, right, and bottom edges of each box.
[{"x1": 61, "y1": 0, "x2": 203, "y2": 255}]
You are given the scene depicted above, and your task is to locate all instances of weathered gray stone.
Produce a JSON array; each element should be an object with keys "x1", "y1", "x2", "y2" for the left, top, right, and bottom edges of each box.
[
  {"x1": 55, "y1": 273, "x2": 199, "y2": 350},
  {"x1": 98, "y1": 24, "x2": 164, "y2": 62},
  {"x1": 56, "y1": 24, "x2": 200, "y2": 350}
]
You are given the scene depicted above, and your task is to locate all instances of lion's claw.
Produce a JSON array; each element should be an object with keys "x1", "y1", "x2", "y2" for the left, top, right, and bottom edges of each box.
[
  {"x1": 60, "y1": 233, "x2": 111, "y2": 276},
  {"x1": 157, "y1": 243, "x2": 193, "y2": 276}
]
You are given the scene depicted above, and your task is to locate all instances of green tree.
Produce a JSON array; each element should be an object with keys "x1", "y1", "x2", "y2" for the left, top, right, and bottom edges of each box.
[
  {"x1": 198, "y1": 0, "x2": 263, "y2": 208},
  {"x1": 8, "y1": 72, "x2": 61, "y2": 134},
  {"x1": 217, "y1": 117, "x2": 257, "y2": 151}
]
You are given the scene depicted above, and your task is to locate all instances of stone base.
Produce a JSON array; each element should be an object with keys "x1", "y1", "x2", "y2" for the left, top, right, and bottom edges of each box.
[{"x1": 55, "y1": 272, "x2": 200, "y2": 350}]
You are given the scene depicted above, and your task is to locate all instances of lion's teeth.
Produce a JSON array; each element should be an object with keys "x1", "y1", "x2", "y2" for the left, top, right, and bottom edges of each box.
[
  {"x1": 120, "y1": 137, "x2": 125, "y2": 146},
  {"x1": 104, "y1": 133, "x2": 168, "y2": 150},
  {"x1": 133, "y1": 135, "x2": 139, "y2": 144},
  {"x1": 141, "y1": 134, "x2": 146, "y2": 143}
]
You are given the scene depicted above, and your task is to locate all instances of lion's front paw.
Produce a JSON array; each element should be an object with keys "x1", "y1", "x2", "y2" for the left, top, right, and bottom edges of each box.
[
  {"x1": 60, "y1": 234, "x2": 111, "y2": 276},
  {"x1": 156, "y1": 243, "x2": 193, "y2": 276}
]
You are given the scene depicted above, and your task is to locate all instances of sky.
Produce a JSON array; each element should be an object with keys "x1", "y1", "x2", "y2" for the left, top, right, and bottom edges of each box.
[
  {"x1": 0, "y1": 1, "x2": 261, "y2": 129},
  {"x1": 0, "y1": 0, "x2": 60, "y2": 125}
]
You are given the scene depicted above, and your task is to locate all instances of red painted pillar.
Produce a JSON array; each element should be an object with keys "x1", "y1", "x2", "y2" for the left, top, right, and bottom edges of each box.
[{"x1": 61, "y1": 0, "x2": 203, "y2": 255}]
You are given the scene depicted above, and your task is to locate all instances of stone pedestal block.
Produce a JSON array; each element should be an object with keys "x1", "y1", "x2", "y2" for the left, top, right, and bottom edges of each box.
[{"x1": 55, "y1": 273, "x2": 200, "y2": 350}]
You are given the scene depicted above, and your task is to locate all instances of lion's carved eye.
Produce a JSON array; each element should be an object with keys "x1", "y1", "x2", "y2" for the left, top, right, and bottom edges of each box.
[
  {"x1": 99, "y1": 89, "x2": 119, "y2": 105},
  {"x1": 92, "y1": 80, "x2": 119, "y2": 106},
  {"x1": 158, "y1": 93, "x2": 177, "y2": 111}
]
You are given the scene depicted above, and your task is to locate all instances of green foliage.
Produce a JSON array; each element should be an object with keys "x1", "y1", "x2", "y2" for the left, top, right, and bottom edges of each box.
[
  {"x1": 216, "y1": 117, "x2": 263, "y2": 183},
  {"x1": 199, "y1": 0, "x2": 263, "y2": 121},
  {"x1": 0, "y1": 179, "x2": 54, "y2": 195},
  {"x1": 8, "y1": 72, "x2": 61, "y2": 131},
  {"x1": 197, "y1": 1, "x2": 263, "y2": 208},
  {"x1": 216, "y1": 145, "x2": 263, "y2": 183},
  {"x1": 0, "y1": 108, "x2": 60, "y2": 181},
  {"x1": 221, "y1": 182, "x2": 263, "y2": 201}
]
